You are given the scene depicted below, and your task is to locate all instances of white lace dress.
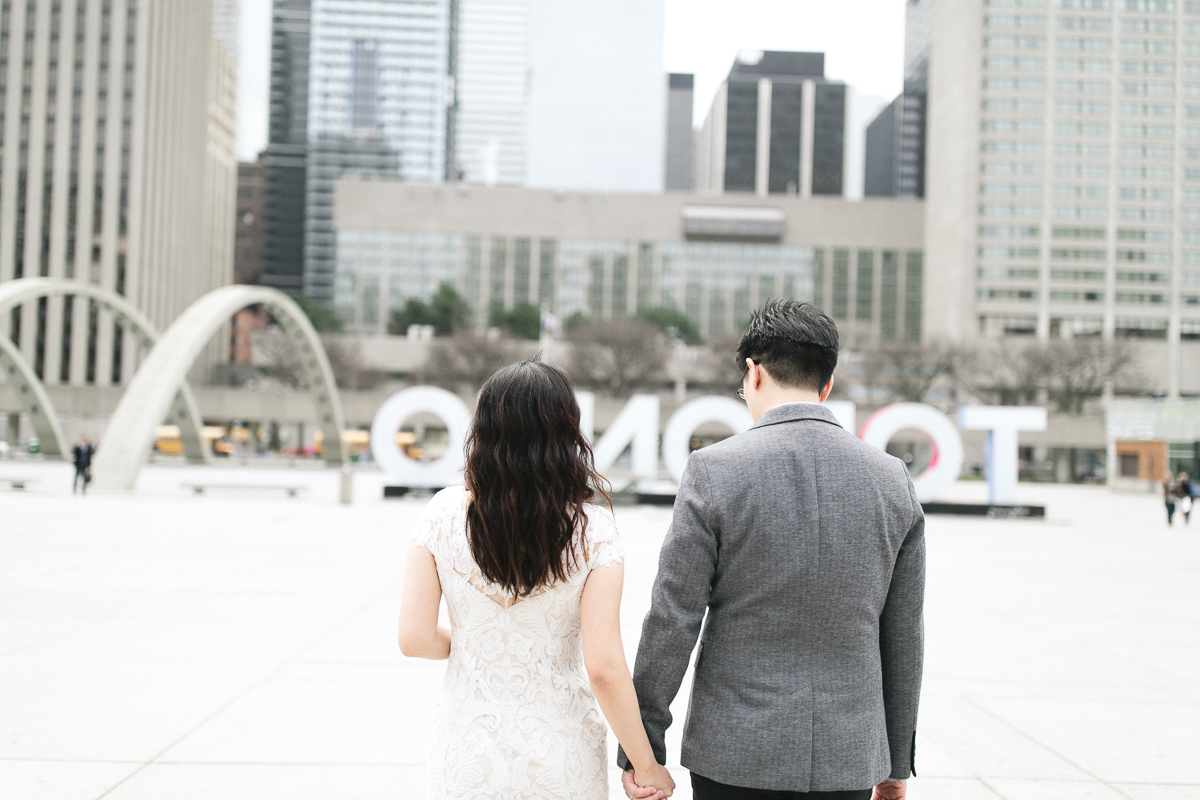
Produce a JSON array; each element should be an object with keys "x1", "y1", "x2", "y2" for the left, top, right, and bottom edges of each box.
[{"x1": 411, "y1": 486, "x2": 624, "y2": 800}]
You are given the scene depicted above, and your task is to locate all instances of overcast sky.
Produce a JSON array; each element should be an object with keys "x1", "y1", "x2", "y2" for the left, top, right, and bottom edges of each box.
[{"x1": 235, "y1": 0, "x2": 907, "y2": 162}]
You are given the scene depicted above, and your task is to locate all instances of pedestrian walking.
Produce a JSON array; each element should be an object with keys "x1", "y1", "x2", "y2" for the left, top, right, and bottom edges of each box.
[
  {"x1": 72, "y1": 436, "x2": 94, "y2": 494},
  {"x1": 1177, "y1": 472, "x2": 1194, "y2": 525},
  {"x1": 1163, "y1": 472, "x2": 1177, "y2": 525}
]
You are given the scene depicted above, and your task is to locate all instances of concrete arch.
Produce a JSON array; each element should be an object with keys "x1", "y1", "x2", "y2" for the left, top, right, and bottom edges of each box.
[
  {"x1": 0, "y1": 278, "x2": 206, "y2": 460},
  {"x1": 92, "y1": 286, "x2": 346, "y2": 491}
]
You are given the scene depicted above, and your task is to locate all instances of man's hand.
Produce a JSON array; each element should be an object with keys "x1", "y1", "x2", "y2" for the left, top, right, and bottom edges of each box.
[
  {"x1": 621, "y1": 768, "x2": 666, "y2": 800},
  {"x1": 873, "y1": 779, "x2": 906, "y2": 800}
]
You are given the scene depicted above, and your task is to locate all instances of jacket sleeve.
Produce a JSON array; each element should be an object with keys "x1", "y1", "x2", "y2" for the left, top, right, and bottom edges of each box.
[
  {"x1": 879, "y1": 472, "x2": 926, "y2": 780},
  {"x1": 617, "y1": 451, "x2": 719, "y2": 770}
]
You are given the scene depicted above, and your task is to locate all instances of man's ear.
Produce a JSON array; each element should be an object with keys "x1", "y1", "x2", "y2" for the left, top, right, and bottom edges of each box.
[{"x1": 819, "y1": 376, "x2": 834, "y2": 403}]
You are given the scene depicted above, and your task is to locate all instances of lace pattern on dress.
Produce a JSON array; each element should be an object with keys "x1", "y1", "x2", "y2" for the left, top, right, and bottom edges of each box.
[{"x1": 411, "y1": 486, "x2": 623, "y2": 799}]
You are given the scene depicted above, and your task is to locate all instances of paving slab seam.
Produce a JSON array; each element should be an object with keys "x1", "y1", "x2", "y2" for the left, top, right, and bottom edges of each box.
[
  {"x1": 963, "y1": 696, "x2": 1137, "y2": 799},
  {"x1": 91, "y1": 580, "x2": 404, "y2": 800}
]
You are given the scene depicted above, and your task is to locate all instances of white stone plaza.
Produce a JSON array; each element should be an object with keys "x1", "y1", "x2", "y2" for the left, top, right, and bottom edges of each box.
[{"x1": 0, "y1": 462, "x2": 1196, "y2": 800}]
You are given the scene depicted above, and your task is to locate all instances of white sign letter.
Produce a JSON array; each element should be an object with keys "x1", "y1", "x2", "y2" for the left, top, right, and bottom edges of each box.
[
  {"x1": 662, "y1": 397, "x2": 755, "y2": 484},
  {"x1": 370, "y1": 387, "x2": 472, "y2": 488},
  {"x1": 592, "y1": 394, "x2": 660, "y2": 480},
  {"x1": 957, "y1": 406, "x2": 1047, "y2": 506},
  {"x1": 859, "y1": 403, "x2": 965, "y2": 504}
]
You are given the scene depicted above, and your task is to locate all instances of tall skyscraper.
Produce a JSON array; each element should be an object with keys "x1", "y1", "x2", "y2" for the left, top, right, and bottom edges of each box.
[
  {"x1": 0, "y1": 0, "x2": 236, "y2": 388},
  {"x1": 665, "y1": 73, "x2": 695, "y2": 191},
  {"x1": 864, "y1": 0, "x2": 930, "y2": 199},
  {"x1": 451, "y1": 0, "x2": 666, "y2": 192},
  {"x1": 260, "y1": 0, "x2": 451, "y2": 301},
  {"x1": 925, "y1": 0, "x2": 1200, "y2": 396},
  {"x1": 695, "y1": 51, "x2": 850, "y2": 197}
]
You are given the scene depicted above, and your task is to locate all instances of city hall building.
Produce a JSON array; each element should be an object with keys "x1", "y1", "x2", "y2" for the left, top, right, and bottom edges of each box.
[{"x1": 331, "y1": 180, "x2": 924, "y2": 346}]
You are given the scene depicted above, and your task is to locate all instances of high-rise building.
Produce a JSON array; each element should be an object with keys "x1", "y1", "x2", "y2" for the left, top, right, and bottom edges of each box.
[
  {"x1": 236, "y1": 160, "x2": 265, "y2": 285},
  {"x1": 925, "y1": 0, "x2": 1200, "y2": 396},
  {"x1": 451, "y1": 0, "x2": 666, "y2": 192},
  {"x1": 864, "y1": 94, "x2": 926, "y2": 198},
  {"x1": 260, "y1": 0, "x2": 451, "y2": 302},
  {"x1": 0, "y1": 0, "x2": 236, "y2": 388},
  {"x1": 665, "y1": 73, "x2": 695, "y2": 191},
  {"x1": 864, "y1": 0, "x2": 930, "y2": 199},
  {"x1": 695, "y1": 51, "x2": 851, "y2": 198}
]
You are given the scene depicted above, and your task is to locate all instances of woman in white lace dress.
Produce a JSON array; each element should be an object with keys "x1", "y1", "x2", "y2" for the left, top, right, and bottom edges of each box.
[{"x1": 398, "y1": 361, "x2": 675, "y2": 800}]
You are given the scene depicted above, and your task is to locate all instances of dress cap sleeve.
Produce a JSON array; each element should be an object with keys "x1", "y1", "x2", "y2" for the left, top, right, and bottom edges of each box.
[
  {"x1": 410, "y1": 486, "x2": 466, "y2": 556},
  {"x1": 585, "y1": 504, "x2": 624, "y2": 570}
]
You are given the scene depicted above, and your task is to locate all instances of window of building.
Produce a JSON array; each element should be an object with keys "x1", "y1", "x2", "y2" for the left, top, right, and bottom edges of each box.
[
  {"x1": 586, "y1": 241, "x2": 605, "y2": 318},
  {"x1": 881, "y1": 252, "x2": 899, "y2": 341},
  {"x1": 856, "y1": 251, "x2": 874, "y2": 322},
  {"x1": 812, "y1": 84, "x2": 846, "y2": 196},
  {"x1": 831, "y1": 249, "x2": 850, "y2": 320},
  {"x1": 636, "y1": 242, "x2": 654, "y2": 310},
  {"x1": 723, "y1": 84, "x2": 758, "y2": 193},
  {"x1": 768, "y1": 83, "x2": 803, "y2": 194},
  {"x1": 1115, "y1": 317, "x2": 1169, "y2": 337},
  {"x1": 1052, "y1": 268, "x2": 1106, "y2": 280},
  {"x1": 660, "y1": 242, "x2": 680, "y2": 310},
  {"x1": 813, "y1": 249, "x2": 826, "y2": 310},
  {"x1": 709, "y1": 243, "x2": 729, "y2": 334},
  {"x1": 980, "y1": 315, "x2": 1037, "y2": 336},
  {"x1": 905, "y1": 252, "x2": 923, "y2": 342},
  {"x1": 611, "y1": 241, "x2": 629, "y2": 317},
  {"x1": 513, "y1": 238, "x2": 531, "y2": 306}
]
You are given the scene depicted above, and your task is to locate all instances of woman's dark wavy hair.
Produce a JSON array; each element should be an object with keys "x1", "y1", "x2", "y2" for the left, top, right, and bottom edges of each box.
[{"x1": 464, "y1": 360, "x2": 609, "y2": 596}]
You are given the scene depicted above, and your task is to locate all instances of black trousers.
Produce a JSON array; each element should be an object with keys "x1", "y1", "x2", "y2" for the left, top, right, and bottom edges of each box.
[{"x1": 691, "y1": 772, "x2": 872, "y2": 800}]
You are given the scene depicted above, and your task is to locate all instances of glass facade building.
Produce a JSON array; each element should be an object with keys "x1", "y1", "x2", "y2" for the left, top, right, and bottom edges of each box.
[
  {"x1": 696, "y1": 51, "x2": 849, "y2": 198},
  {"x1": 332, "y1": 181, "x2": 925, "y2": 344},
  {"x1": 261, "y1": 0, "x2": 451, "y2": 301}
]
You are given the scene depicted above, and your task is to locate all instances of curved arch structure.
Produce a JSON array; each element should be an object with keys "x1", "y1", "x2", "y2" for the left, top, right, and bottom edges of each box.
[
  {"x1": 0, "y1": 278, "x2": 206, "y2": 459},
  {"x1": 92, "y1": 286, "x2": 346, "y2": 491}
]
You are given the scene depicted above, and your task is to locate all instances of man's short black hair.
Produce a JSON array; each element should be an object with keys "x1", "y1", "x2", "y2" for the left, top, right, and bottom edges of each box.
[{"x1": 735, "y1": 300, "x2": 839, "y2": 392}]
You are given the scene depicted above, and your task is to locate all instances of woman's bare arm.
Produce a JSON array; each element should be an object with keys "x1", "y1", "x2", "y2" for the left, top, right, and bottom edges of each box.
[
  {"x1": 581, "y1": 562, "x2": 674, "y2": 797},
  {"x1": 398, "y1": 542, "x2": 450, "y2": 660}
]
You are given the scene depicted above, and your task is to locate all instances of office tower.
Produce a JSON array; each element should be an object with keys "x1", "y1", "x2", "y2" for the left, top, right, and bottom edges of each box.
[
  {"x1": 925, "y1": 0, "x2": 1200, "y2": 397},
  {"x1": 864, "y1": 94, "x2": 926, "y2": 198},
  {"x1": 212, "y1": 0, "x2": 240, "y2": 61},
  {"x1": 236, "y1": 160, "x2": 265, "y2": 285},
  {"x1": 452, "y1": 0, "x2": 666, "y2": 192},
  {"x1": 260, "y1": 0, "x2": 451, "y2": 302},
  {"x1": 695, "y1": 51, "x2": 850, "y2": 197},
  {"x1": 665, "y1": 73, "x2": 695, "y2": 191},
  {"x1": 864, "y1": 0, "x2": 930, "y2": 198},
  {"x1": 0, "y1": 0, "x2": 236, "y2": 388}
]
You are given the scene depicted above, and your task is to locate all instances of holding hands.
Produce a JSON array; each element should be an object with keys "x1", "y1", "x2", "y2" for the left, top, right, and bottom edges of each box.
[{"x1": 621, "y1": 765, "x2": 676, "y2": 799}]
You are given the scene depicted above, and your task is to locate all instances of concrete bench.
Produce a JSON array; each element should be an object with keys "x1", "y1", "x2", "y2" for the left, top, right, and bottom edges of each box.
[
  {"x1": 181, "y1": 483, "x2": 307, "y2": 498},
  {"x1": 0, "y1": 476, "x2": 37, "y2": 490}
]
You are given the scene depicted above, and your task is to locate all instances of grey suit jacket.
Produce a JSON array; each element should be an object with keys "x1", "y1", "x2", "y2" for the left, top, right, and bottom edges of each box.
[{"x1": 619, "y1": 402, "x2": 925, "y2": 792}]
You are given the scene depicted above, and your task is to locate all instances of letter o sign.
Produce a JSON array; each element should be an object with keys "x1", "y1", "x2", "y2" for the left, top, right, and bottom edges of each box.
[
  {"x1": 370, "y1": 387, "x2": 472, "y2": 488},
  {"x1": 662, "y1": 397, "x2": 755, "y2": 485},
  {"x1": 858, "y1": 403, "x2": 964, "y2": 504}
]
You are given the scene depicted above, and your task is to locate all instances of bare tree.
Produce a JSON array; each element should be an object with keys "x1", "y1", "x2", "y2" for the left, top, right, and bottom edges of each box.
[
  {"x1": 421, "y1": 329, "x2": 523, "y2": 393},
  {"x1": 252, "y1": 325, "x2": 305, "y2": 388},
  {"x1": 948, "y1": 339, "x2": 1042, "y2": 406},
  {"x1": 858, "y1": 340, "x2": 956, "y2": 402},
  {"x1": 321, "y1": 335, "x2": 387, "y2": 391},
  {"x1": 699, "y1": 333, "x2": 744, "y2": 392},
  {"x1": 569, "y1": 320, "x2": 669, "y2": 396},
  {"x1": 1023, "y1": 337, "x2": 1141, "y2": 414}
]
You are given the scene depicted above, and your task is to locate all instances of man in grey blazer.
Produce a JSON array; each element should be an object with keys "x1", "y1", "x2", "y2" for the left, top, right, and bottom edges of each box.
[{"x1": 620, "y1": 300, "x2": 924, "y2": 800}]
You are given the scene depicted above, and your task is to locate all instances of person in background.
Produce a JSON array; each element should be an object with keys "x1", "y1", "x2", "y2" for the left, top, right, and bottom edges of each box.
[
  {"x1": 72, "y1": 436, "x2": 94, "y2": 495},
  {"x1": 1163, "y1": 471, "x2": 1177, "y2": 526},
  {"x1": 1176, "y1": 472, "x2": 1193, "y2": 525}
]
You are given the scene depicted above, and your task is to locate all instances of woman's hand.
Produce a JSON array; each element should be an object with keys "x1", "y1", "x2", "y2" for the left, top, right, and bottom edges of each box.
[
  {"x1": 620, "y1": 766, "x2": 674, "y2": 799},
  {"x1": 638, "y1": 763, "x2": 675, "y2": 797}
]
